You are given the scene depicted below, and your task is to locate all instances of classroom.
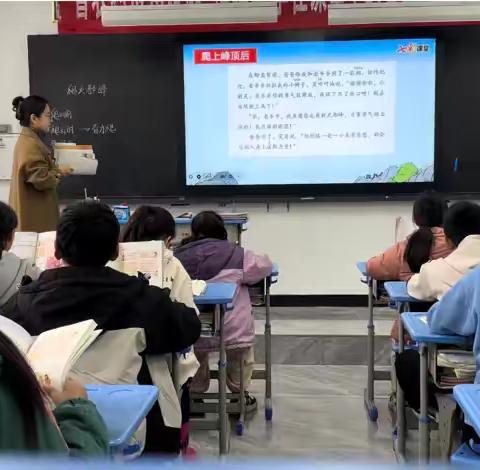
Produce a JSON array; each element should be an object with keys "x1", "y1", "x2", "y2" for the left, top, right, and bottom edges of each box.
[{"x1": 1, "y1": 0, "x2": 480, "y2": 468}]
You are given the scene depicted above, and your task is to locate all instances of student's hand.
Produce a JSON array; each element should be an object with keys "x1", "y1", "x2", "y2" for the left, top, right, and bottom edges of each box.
[
  {"x1": 43, "y1": 377, "x2": 87, "y2": 405},
  {"x1": 58, "y1": 165, "x2": 74, "y2": 177}
]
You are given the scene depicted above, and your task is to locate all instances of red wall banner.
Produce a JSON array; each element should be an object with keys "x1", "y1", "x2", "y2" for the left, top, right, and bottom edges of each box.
[{"x1": 57, "y1": 2, "x2": 329, "y2": 35}]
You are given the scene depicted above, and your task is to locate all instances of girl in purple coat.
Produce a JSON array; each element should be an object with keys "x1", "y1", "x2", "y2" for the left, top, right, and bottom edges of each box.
[{"x1": 175, "y1": 211, "x2": 272, "y2": 410}]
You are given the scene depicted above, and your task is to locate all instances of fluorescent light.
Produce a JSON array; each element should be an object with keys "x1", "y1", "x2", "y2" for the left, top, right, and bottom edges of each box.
[
  {"x1": 101, "y1": 2, "x2": 279, "y2": 27},
  {"x1": 328, "y1": 1, "x2": 480, "y2": 25}
]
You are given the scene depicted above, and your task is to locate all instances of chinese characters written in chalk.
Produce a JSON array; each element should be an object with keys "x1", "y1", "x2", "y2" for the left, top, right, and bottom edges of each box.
[
  {"x1": 79, "y1": 123, "x2": 117, "y2": 135},
  {"x1": 51, "y1": 108, "x2": 73, "y2": 121},
  {"x1": 66, "y1": 84, "x2": 108, "y2": 96},
  {"x1": 51, "y1": 125, "x2": 75, "y2": 136}
]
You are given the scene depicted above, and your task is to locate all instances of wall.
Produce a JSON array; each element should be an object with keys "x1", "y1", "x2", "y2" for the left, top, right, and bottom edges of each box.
[
  {"x1": 0, "y1": 1, "x2": 57, "y2": 201},
  {"x1": 0, "y1": 1, "x2": 413, "y2": 295}
]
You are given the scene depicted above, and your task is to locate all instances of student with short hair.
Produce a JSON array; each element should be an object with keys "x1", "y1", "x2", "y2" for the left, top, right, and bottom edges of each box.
[
  {"x1": 367, "y1": 192, "x2": 451, "y2": 281},
  {"x1": 6, "y1": 201, "x2": 201, "y2": 455},
  {"x1": 175, "y1": 211, "x2": 273, "y2": 411},
  {"x1": 408, "y1": 201, "x2": 480, "y2": 301},
  {"x1": 0, "y1": 329, "x2": 108, "y2": 456},
  {"x1": 0, "y1": 201, "x2": 39, "y2": 309}
]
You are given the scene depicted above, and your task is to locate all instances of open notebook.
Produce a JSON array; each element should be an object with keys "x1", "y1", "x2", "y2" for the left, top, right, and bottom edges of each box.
[
  {"x1": 0, "y1": 316, "x2": 101, "y2": 389},
  {"x1": 10, "y1": 231, "x2": 60, "y2": 271},
  {"x1": 108, "y1": 240, "x2": 165, "y2": 286}
]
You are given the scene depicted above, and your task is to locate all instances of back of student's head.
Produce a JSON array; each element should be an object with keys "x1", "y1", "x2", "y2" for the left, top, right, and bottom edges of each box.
[
  {"x1": 0, "y1": 330, "x2": 48, "y2": 449},
  {"x1": 444, "y1": 201, "x2": 480, "y2": 247},
  {"x1": 190, "y1": 211, "x2": 227, "y2": 242},
  {"x1": 404, "y1": 192, "x2": 447, "y2": 273},
  {"x1": 56, "y1": 201, "x2": 119, "y2": 267},
  {"x1": 120, "y1": 205, "x2": 175, "y2": 244},
  {"x1": 0, "y1": 202, "x2": 17, "y2": 259}
]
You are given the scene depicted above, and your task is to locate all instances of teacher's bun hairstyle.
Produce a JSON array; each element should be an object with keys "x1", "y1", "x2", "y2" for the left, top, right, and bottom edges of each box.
[{"x1": 12, "y1": 95, "x2": 49, "y2": 127}]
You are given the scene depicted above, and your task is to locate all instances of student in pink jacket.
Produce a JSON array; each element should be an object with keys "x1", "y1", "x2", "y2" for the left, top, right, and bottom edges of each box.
[
  {"x1": 175, "y1": 211, "x2": 273, "y2": 411},
  {"x1": 367, "y1": 192, "x2": 452, "y2": 282}
]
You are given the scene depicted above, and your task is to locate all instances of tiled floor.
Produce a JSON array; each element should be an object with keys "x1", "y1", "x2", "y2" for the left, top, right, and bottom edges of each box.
[{"x1": 190, "y1": 365, "x2": 396, "y2": 461}]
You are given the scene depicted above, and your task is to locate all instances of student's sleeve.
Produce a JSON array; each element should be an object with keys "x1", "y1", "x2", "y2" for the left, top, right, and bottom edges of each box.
[
  {"x1": 366, "y1": 241, "x2": 406, "y2": 280},
  {"x1": 23, "y1": 154, "x2": 59, "y2": 191},
  {"x1": 169, "y1": 260, "x2": 199, "y2": 314},
  {"x1": 407, "y1": 262, "x2": 437, "y2": 301},
  {"x1": 242, "y1": 250, "x2": 273, "y2": 285},
  {"x1": 143, "y1": 287, "x2": 201, "y2": 354},
  {"x1": 428, "y1": 273, "x2": 478, "y2": 337},
  {"x1": 53, "y1": 398, "x2": 109, "y2": 457}
]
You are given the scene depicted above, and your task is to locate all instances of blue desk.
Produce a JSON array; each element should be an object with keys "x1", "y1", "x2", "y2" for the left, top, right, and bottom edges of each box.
[
  {"x1": 356, "y1": 261, "x2": 367, "y2": 276},
  {"x1": 86, "y1": 384, "x2": 158, "y2": 455},
  {"x1": 454, "y1": 384, "x2": 480, "y2": 436},
  {"x1": 401, "y1": 312, "x2": 472, "y2": 464},
  {"x1": 194, "y1": 282, "x2": 237, "y2": 306},
  {"x1": 193, "y1": 282, "x2": 237, "y2": 455},
  {"x1": 384, "y1": 281, "x2": 419, "y2": 304}
]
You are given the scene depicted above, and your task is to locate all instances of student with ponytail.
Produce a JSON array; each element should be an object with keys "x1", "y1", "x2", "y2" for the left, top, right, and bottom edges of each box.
[
  {"x1": 367, "y1": 192, "x2": 452, "y2": 281},
  {"x1": 9, "y1": 95, "x2": 72, "y2": 232}
]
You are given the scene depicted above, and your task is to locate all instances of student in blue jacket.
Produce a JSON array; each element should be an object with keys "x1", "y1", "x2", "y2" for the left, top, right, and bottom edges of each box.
[{"x1": 428, "y1": 265, "x2": 480, "y2": 383}]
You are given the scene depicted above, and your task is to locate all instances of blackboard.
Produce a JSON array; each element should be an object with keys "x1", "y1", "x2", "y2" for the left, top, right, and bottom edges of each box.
[
  {"x1": 28, "y1": 28, "x2": 480, "y2": 200},
  {"x1": 28, "y1": 35, "x2": 184, "y2": 199}
]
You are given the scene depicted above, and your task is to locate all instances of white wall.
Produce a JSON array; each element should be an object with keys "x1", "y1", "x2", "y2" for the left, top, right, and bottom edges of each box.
[
  {"x1": 0, "y1": 2, "x2": 414, "y2": 295},
  {"x1": 0, "y1": 1, "x2": 57, "y2": 201}
]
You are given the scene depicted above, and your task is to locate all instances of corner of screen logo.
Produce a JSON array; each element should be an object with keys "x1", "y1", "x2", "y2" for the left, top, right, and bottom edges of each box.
[{"x1": 397, "y1": 42, "x2": 430, "y2": 54}]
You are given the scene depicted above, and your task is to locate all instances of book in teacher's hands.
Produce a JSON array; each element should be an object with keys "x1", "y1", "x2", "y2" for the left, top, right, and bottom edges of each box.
[
  {"x1": 10, "y1": 231, "x2": 61, "y2": 271},
  {"x1": 0, "y1": 316, "x2": 101, "y2": 390}
]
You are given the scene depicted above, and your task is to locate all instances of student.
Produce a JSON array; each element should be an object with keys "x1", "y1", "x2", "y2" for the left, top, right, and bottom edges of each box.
[
  {"x1": 0, "y1": 329, "x2": 108, "y2": 455},
  {"x1": 0, "y1": 202, "x2": 39, "y2": 309},
  {"x1": 408, "y1": 201, "x2": 480, "y2": 301},
  {"x1": 175, "y1": 211, "x2": 273, "y2": 410},
  {"x1": 428, "y1": 264, "x2": 480, "y2": 382},
  {"x1": 121, "y1": 205, "x2": 198, "y2": 311},
  {"x1": 120, "y1": 205, "x2": 199, "y2": 454},
  {"x1": 367, "y1": 192, "x2": 451, "y2": 281},
  {"x1": 396, "y1": 202, "x2": 480, "y2": 410},
  {"x1": 6, "y1": 201, "x2": 201, "y2": 455}
]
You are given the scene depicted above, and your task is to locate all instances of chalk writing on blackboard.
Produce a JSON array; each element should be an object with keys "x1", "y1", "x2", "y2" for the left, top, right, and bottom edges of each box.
[
  {"x1": 52, "y1": 108, "x2": 73, "y2": 121},
  {"x1": 66, "y1": 84, "x2": 108, "y2": 97},
  {"x1": 51, "y1": 125, "x2": 75, "y2": 136},
  {"x1": 79, "y1": 123, "x2": 117, "y2": 135}
]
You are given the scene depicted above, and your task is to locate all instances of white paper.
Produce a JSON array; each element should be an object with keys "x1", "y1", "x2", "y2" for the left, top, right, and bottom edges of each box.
[
  {"x1": 0, "y1": 315, "x2": 33, "y2": 355},
  {"x1": 192, "y1": 280, "x2": 207, "y2": 296},
  {"x1": 109, "y1": 241, "x2": 164, "y2": 278},
  {"x1": 10, "y1": 232, "x2": 38, "y2": 261},
  {"x1": 27, "y1": 319, "x2": 100, "y2": 389},
  {"x1": 58, "y1": 154, "x2": 98, "y2": 175}
]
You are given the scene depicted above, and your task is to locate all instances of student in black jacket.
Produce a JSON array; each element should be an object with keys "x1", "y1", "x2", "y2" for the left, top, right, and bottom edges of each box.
[{"x1": 6, "y1": 201, "x2": 201, "y2": 454}]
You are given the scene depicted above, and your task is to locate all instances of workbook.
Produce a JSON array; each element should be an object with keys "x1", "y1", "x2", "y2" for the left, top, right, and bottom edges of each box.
[
  {"x1": 10, "y1": 231, "x2": 60, "y2": 271},
  {"x1": 0, "y1": 316, "x2": 101, "y2": 389},
  {"x1": 108, "y1": 240, "x2": 165, "y2": 283}
]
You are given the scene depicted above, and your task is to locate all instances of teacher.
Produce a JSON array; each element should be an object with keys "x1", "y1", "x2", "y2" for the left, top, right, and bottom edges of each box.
[{"x1": 9, "y1": 95, "x2": 71, "y2": 232}]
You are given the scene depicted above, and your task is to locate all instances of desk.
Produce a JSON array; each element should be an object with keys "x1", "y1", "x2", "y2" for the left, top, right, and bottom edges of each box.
[
  {"x1": 193, "y1": 282, "x2": 237, "y2": 455},
  {"x1": 401, "y1": 312, "x2": 472, "y2": 464},
  {"x1": 384, "y1": 281, "x2": 426, "y2": 461},
  {"x1": 452, "y1": 385, "x2": 480, "y2": 464},
  {"x1": 86, "y1": 384, "x2": 158, "y2": 456},
  {"x1": 357, "y1": 261, "x2": 382, "y2": 422},
  {"x1": 454, "y1": 384, "x2": 480, "y2": 436}
]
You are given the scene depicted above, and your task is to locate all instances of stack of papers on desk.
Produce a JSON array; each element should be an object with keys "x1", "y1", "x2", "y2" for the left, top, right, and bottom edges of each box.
[
  {"x1": 219, "y1": 212, "x2": 248, "y2": 221},
  {"x1": 437, "y1": 350, "x2": 475, "y2": 385}
]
